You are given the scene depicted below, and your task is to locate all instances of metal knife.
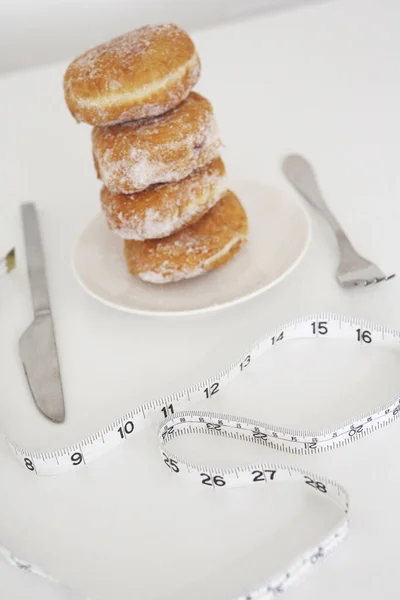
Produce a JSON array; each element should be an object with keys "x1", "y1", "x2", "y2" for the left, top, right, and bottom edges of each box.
[{"x1": 19, "y1": 203, "x2": 65, "y2": 423}]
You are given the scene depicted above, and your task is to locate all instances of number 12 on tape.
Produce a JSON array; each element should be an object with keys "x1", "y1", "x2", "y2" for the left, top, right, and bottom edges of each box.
[{"x1": 7, "y1": 314, "x2": 400, "y2": 599}]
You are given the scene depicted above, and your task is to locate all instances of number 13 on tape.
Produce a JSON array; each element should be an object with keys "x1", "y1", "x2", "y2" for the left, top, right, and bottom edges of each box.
[{"x1": 7, "y1": 314, "x2": 400, "y2": 599}]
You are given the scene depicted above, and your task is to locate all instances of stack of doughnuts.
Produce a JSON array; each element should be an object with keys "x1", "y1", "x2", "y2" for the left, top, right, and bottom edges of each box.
[{"x1": 64, "y1": 24, "x2": 248, "y2": 283}]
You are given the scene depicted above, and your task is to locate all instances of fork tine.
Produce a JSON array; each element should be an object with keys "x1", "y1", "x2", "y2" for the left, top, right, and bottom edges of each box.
[
  {"x1": 337, "y1": 268, "x2": 395, "y2": 288},
  {"x1": 281, "y1": 153, "x2": 395, "y2": 289},
  {"x1": 336, "y1": 254, "x2": 392, "y2": 285}
]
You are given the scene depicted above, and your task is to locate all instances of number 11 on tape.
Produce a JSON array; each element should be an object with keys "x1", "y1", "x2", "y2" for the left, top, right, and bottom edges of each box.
[{"x1": 6, "y1": 314, "x2": 400, "y2": 599}]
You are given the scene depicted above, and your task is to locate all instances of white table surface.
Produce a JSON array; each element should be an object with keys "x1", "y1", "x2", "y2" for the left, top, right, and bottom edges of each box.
[
  {"x1": 1, "y1": 0, "x2": 400, "y2": 598},
  {"x1": 0, "y1": 0, "x2": 317, "y2": 74}
]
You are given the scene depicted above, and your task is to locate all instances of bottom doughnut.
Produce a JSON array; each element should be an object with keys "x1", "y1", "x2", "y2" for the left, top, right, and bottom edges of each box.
[{"x1": 124, "y1": 190, "x2": 248, "y2": 283}]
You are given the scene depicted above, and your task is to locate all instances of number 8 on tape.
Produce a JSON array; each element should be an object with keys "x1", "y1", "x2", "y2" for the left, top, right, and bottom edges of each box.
[{"x1": 7, "y1": 314, "x2": 400, "y2": 599}]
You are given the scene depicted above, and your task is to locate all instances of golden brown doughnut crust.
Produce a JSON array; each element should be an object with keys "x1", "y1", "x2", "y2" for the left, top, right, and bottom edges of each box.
[
  {"x1": 64, "y1": 24, "x2": 201, "y2": 126},
  {"x1": 101, "y1": 157, "x2": 227, "y2": 240},
  {"x1": 124, "y1": 190, "x2": 248, "y2": 283},
  {"x1": 92, "y1": 92, "x2": 220, "y2": 194}
]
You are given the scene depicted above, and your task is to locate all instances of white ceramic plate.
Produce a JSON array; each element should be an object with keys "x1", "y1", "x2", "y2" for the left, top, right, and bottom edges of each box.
[{"x1": 72, "y1": 181, "x2": 312, "y2": 315}]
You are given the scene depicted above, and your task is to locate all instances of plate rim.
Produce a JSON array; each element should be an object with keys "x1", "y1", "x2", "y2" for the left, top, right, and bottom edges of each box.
[{"x1": 72, "y1": 185, "x2": 312, "y2": 317}]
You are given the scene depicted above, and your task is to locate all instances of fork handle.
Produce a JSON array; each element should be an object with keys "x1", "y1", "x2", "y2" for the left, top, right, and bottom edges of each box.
[{"x1": 282, "y1": 154, "x2": 357, "y2": 256}]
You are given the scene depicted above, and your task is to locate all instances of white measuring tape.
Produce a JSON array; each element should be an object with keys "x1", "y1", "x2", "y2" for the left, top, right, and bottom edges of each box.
[{"x1": 5, "y1": 313, "x2": 400, "y2": 598}]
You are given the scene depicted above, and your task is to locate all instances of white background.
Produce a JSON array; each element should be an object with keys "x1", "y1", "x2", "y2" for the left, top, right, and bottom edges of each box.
[
  {"x1": 1, "y1": 0, "x2": 400, "y2": 598},
  {"x1": 0, "y1": 0, "x2": 318, "y2": 73}
]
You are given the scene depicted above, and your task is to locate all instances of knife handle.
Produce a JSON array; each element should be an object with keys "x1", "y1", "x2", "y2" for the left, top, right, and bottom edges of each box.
[{"x1": 21, "y1": 203, "x2": 51, "y2": 317}]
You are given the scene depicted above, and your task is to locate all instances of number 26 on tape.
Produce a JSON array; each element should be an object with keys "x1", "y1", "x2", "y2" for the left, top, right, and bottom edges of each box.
[{"x1": 201, "y1": 473, "x2": 226, "y2": 486}]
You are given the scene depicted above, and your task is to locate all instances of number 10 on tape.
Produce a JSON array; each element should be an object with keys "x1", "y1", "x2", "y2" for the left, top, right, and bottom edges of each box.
[{"x1": 7, "y1": 314, "x2": 400, "y2": 599}]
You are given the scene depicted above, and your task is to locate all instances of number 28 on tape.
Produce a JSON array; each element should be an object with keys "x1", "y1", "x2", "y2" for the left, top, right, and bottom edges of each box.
[{"x1": 7, "y1": 314, "x2": 400, "y2": 599}]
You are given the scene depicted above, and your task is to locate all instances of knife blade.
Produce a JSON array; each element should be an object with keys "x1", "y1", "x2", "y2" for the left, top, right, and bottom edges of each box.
[{"x1": 19, "y1": 203, "x2": 65, "y2": 423}]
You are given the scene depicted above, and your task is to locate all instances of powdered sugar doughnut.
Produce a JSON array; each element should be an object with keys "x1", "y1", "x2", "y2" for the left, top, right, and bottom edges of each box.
[
  {"x1": 92, "y1": 92, "x2": 221, "y2": 194},
  {"x1": 124, "y1": 190, "x2": 248, "y2": 284},
  {"x1": 64, "y1": 24, "x2": 200, "y2": 126},
  {"x1": 101, "y1": 157, "x2": 226, "y2": 240}
]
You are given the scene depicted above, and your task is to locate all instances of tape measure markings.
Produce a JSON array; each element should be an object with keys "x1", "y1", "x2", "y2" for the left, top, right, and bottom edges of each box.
[
  {"x1": 5, "y1": 314, "x2": 400, "y2": 596},
  {"x1": 7, "y1": 313, "x2": 400, "y2": 475},
  {"x1": 159, "y1": 413, "x2": 350, "y2": 599}
]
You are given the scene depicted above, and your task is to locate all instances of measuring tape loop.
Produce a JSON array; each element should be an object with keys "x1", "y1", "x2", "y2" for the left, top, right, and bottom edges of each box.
[
  {"x1": 159, "y1": 410, "x2": 350, "y2": 599},
  {"x1": 5, "y1": 313, "x2": 400, "y2": 597},
  {"x1": 7, "y1": 313, "x2": 400, "y2": 475}
]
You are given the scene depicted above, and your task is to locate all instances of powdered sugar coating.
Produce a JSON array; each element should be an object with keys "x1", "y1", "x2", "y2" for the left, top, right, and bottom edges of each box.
[
  {"x1": 64, "y1": 24, "x2": 201, "y2": 125},
  {"x1": 138, "y1": 234, "x2": 245, "y2": 283},
  {"x1": 124, "y1": 190, "x2": 248, "y2": 284},
  {"x1": 101, "y1": 157, "x2": 227, "y2": 240},
  {"x1": 92, "y1": 92, "x2": 221, "y2": 193}
]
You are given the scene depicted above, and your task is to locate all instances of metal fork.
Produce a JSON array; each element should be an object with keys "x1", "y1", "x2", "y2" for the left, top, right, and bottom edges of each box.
[{"x1": 282, "y1": 154, "x2": 395, "y2": 288}]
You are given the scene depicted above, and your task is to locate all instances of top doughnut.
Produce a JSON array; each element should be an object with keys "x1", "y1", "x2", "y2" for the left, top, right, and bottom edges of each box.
[{"x1": 63, "y1": 24, "x2": 201, "y2": 126}]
